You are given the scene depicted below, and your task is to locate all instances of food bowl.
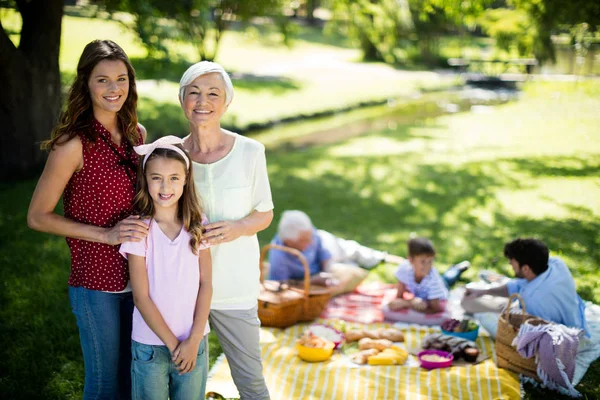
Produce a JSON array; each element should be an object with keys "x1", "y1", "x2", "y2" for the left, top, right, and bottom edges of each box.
[
  {"x1": 441, "y1": 325, "x2": 479, "y2": 342},
  {"x1": 296, "y1": 341, "x2": 335, "y2": 362},
  {"x1": 308, "y1": 324, "x2": 345, "y2": 349},
  {"x1": 417, "y1": 350, "x2": 454, "y2": 369}
]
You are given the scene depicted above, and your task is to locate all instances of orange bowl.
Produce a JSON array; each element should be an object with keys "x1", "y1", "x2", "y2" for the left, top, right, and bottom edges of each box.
[{"x1": 296, "y1": 341, "x2": 335, "y2": 362}]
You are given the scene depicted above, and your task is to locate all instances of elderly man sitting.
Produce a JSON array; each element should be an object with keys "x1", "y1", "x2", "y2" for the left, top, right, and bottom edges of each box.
[{"x1": 268, "y1": 210, "x2": 403, "y2": 294}]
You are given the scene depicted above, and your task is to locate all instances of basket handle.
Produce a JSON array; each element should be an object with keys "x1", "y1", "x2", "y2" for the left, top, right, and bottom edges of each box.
[
  {"x1": 259, "y1": 244, "x2": 310, "y2": 305},
  {"x1": 501, "y1": 293, "x2": 527, "y2": 318}
]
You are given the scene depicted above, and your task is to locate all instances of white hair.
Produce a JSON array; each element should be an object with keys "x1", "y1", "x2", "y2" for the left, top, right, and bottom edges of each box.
[
  {"x1": 278, "y1": 210, "x2": 313, "y2": 241},
  {"x1": 179, "y1": 61, "x2": 234, "y2": 106}
]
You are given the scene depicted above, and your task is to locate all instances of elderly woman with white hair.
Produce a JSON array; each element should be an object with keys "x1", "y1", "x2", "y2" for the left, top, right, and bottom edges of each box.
[{"x1": 179, "y1": 62, "x2": 273, "y2": 399}]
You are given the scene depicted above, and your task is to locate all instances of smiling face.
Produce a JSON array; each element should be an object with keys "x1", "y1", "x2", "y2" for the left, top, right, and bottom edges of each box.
[
  {"x1": 87, "y1": 59, "x2": 129, "y2": 120},
  {"x1": 409, "y1": 254, "x2": 435, "y2": 282},
  {"x1": 145, "y1": 156, "x2": 187, "y2": 211},
  {"x1": 181, "y1": 72, "x2": 228, "y2": 126}
]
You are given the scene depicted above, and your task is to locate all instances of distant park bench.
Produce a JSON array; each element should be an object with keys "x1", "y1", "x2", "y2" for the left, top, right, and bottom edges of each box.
[{"x1": 448, "y1": 57, "x2": 539, "y2": 76}]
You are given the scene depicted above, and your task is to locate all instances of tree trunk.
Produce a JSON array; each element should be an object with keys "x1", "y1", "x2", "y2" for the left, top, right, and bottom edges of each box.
[
  {"x1": 0, "y1": 0, "x2": 64, "y2": 179},
  {"x1": 306, "y1": 0, "x2": 319, "y2": 26},
  {"x1": 360, "y1": 34, "x2": 382, "y2": 62}
]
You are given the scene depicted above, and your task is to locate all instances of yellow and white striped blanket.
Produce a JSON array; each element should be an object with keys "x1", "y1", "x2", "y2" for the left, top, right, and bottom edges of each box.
[{"x1": 206, "y1": 320, "x2": 521, "y2": 399}]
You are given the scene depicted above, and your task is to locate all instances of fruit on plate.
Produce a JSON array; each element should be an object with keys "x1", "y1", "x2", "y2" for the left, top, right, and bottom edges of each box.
[
  {"x1": 308, "y1": 324, "x2": 345, "y2": 349},
  {"x1": 367, "y1": 346, "x2": 409, "y2": 365}
]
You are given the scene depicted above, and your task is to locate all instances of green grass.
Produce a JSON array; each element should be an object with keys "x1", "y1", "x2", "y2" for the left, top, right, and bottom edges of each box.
[{"x1": 2, "y1": 80, "x2": 599, "y2": 399}]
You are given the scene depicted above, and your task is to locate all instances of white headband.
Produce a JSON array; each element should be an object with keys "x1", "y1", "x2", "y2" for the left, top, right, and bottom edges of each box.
[{"x1": 133, "y1": 136, "x2": 189, "y2": 169}]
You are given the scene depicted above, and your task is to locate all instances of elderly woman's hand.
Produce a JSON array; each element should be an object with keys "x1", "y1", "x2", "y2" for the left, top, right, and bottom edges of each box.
[{"x1": 204, "y1": 220, "x2": 244, "y2": 246}]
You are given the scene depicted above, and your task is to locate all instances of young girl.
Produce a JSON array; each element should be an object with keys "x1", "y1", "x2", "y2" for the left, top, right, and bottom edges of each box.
[
  {"x1": 120, "y1": 136, "x2": 212, "y2": 400},
  {"x1": 27, "y1": 40, "x2": 148, "y2": 399}
]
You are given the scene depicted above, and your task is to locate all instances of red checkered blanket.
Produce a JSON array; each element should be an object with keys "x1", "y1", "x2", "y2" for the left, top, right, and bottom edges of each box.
[{"x1": 319, "y1": 282, "x2": 397, "y2": 323}]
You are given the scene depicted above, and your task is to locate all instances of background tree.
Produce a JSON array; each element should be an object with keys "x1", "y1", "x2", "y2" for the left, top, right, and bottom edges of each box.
[
  {"x1": 410, "y1": 0, "x2": 492, "y2": 63},
  {"x1": 511, "y1": 0, "x2": 600, "y2": 63},
  {"x1": 0, "y1": 0, "x2": 64, "y2": 179},
  {"x1": 328, "y1": 0, "x2": 413, "y2": 63},
  {"x1": 101, "y1": 0, "x2": 283, "y2": 62}
]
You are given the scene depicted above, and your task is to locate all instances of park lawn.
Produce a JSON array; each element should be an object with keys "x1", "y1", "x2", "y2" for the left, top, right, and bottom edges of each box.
[{"x1": 1, "y1": 80, "x2": 599, "y2": 399}]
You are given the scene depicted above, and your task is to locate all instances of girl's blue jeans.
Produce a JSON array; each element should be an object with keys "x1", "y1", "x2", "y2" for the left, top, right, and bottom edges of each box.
[
  {"x1": 69, "y1": 286, "x2": 134, "y2": 400},
  {"x1": 131, "y1": 338, "x2": 208, "y2": 400}
]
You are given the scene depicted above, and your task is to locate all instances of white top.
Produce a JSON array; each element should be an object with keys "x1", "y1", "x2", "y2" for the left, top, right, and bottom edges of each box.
[
  {"x1": 191, "y1": 132, "x2": 274, "y2": 310},
  {"x1": 394, "y1": 260, "x2": 448, "y2": 301},
  {"x1": 120, "y1": 220, "x2": 210, "y2": 345}
]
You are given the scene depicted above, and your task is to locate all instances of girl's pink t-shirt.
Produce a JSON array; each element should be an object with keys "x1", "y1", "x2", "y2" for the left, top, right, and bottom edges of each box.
[{"x1": 120, "y1": 219, "x2": 210, "y2": 345}]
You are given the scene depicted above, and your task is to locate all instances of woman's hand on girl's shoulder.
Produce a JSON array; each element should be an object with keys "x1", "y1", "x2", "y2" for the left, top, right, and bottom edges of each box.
[
  {"x1": 203, "y1": 220, "x2": 243, "y2": 246},
  {"x1": 104, "y1": 215, "x2": 149, "y2": 245}
]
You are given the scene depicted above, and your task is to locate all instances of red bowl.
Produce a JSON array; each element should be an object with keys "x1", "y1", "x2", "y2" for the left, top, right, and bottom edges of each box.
[{"x1": 417, "y1": 350, "x2": 454, "y2": 369}]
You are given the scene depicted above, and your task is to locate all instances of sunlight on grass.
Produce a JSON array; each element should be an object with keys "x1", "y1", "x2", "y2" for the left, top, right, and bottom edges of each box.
[{"x1": 496, "y1": 177, "x2": 600, "y2": 219}]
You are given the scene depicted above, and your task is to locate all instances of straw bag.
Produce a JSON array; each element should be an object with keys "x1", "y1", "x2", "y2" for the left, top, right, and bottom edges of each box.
[{"x1": 495, "y1": 293, "x2": 547, "y2": 379}]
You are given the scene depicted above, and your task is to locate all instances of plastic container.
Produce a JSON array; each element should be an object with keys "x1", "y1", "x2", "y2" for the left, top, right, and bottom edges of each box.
[
  {"x1": 417, "y1": 350, "x2": 454, "y2": 369},
  {"x1": 308, "y1": 324, "x2": 345, "y2": 349},
  {"x1": 296, "y1": 341, "x2": 335, "y2": 362},
  {"x1": 441, "y1": 325, "x2": 479, "y2": 342}
]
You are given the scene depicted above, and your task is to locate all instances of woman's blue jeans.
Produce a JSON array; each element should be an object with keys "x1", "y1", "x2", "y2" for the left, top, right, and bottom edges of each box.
[{"x1": 69, "y1": 286, "x2": 134, "y2": 400}]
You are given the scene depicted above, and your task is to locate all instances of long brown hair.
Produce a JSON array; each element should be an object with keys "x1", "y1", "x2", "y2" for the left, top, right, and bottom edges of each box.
[
  {"x1": 42, "y1": 40, "x2": 139, "y2": 150},
  {"x1": 133, "y1": 146, "x2": 206, "y2": 254}
]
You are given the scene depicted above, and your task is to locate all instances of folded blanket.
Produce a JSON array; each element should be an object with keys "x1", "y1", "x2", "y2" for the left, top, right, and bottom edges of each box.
[{"x1": 514, "y1": 321, "x2": 583, "y2": 397}]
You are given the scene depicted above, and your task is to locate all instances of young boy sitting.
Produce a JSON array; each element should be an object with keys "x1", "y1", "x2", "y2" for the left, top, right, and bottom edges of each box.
[{"x1": 389, "y1": 238, "x2": 448, "y2": 314}]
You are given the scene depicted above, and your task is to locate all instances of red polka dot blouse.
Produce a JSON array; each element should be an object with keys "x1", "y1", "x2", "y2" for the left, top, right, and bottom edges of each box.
[{"x1": 63, "y1": 120, "x2": 142, "y2": 291}]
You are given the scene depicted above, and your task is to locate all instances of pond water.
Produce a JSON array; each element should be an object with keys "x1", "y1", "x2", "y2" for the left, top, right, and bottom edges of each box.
[
  {"x1": 252, "y1": 86, "x2": 519, "y2": 149},
  {"x1": 538, "y1": 44, "x2": 600, "y2": 76}
]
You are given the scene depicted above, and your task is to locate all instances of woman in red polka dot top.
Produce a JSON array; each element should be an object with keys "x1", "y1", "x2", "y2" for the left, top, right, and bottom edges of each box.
[{"x1": 27, "y1": 40, "x2": 148, "y2": 400}]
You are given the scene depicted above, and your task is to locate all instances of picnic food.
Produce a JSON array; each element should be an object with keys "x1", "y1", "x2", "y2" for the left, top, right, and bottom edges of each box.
[
  {"x1": 358, "y1": 338, "x2": 394, "y2": 351},
  {"x1": 421, "y1": 333, "x2": 479, "y2": 362},
  {"x1": 441, "y1": 318, "x2": 478, "y2": 333},
  {"x1": 367, "y1": 347, "x2": 409, "y2": 365},
  {"x1": 296, "y1": 331, "x2": 335, "y2": 362},
  {"x1": 308, "y1": 324, "x2": 345, "y2": 349},
  {"x1": 463, "y1": 347, "x2": 479, "y2": 362},
  {"x1": 421, "y1": 354, "x2": 451, "y2": 362},
  {"x1": 417, "y1": 350, "x2": 454, "y2": 369},
  {"x1": 350, "y1": 348, "x2": 380, "y2": 364},
  {"x1": 344, "y1": 327, "x2": 404, "y2": 342},
  {"x1": 351, "y1": 346, "x2": 409, "y2": 365},
  {"x1": 297, "y1": 331, "x2": 332, "y2": 348}
]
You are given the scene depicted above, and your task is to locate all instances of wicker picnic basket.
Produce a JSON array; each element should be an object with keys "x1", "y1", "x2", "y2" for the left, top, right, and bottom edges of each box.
[
  {"x1": 257, "y1": 244, "x2": 308, "y2": 328},
  {"x1": 495, "y1": 293, "x2": 546, "y2": 379},
  {"x1": 259, "y1": 244, "x2": 333, "y2": 325}
]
